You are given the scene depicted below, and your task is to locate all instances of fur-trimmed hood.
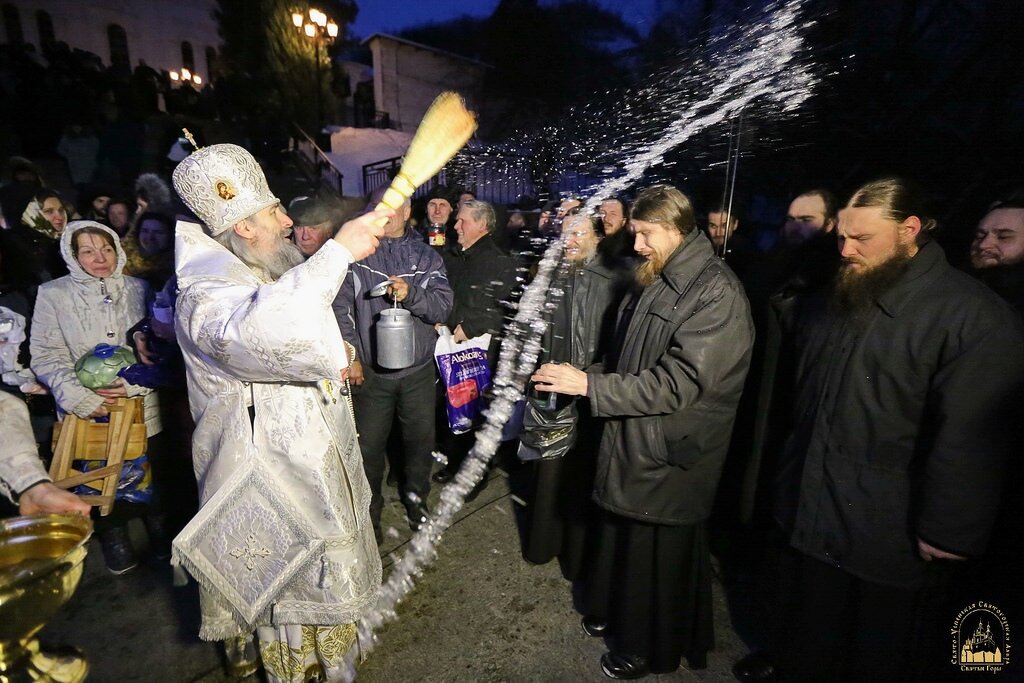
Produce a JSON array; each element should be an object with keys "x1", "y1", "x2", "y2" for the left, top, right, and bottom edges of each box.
[{"x1": 135, "y1": 172, "x2": 172, "y2": 212}]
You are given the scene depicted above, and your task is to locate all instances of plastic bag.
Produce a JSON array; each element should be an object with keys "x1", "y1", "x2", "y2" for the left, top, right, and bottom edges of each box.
[
  {"x1": 517, "y1": 397, "x2": 578, "y2": 461},
  {"x1": 71, "y1": 454, "x2": 153, "y2": 504},
  {"x1": 434, "y1": 326, "x2": 492, "y2": 434}
]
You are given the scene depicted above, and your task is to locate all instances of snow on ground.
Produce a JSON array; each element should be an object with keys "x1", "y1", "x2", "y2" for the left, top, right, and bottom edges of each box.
[{"x1": 326, "y1": 126, "x2": 414, "y2": 196}]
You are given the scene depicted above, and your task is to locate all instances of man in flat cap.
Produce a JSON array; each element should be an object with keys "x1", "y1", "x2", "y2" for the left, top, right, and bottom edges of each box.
[
  {"x1": 288, "y1": 193, "x2": 348, "y2": 260},
  {"x1": 171, "y1": 143, "x2": 390, "y2": 682}
]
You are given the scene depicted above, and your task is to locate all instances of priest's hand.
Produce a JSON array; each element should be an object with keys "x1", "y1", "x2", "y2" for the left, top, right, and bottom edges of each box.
[
  {"x1": 348, "y1": 360, "x2": 365, "y2": 386},
  {"x1": 531, "y1": 362, "x2": 588, "y2": 397},
  {"x1": 335, "y1": 207, "x2": 392, "y2": 261}
]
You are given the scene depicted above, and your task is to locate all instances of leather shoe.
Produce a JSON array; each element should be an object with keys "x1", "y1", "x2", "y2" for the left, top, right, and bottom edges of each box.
[
  {"x1": 581, "y1": 616, "x2": 609, "y2": 637},
  {"x1": 405, "y1": 502, "x2": 430, "y2": 531},
  {"x1": 431, "y1": 466, "x2": 456, "y2": 484},
  {"x1": 732, "y1": 652, "x2": 776, "y2": 682},
  {"x1": 600, "y1": 652, "x2": 649, "y2": 680}
]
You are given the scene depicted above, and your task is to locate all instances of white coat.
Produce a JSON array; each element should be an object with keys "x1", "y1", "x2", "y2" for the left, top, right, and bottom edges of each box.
[
  {"x1": 29, "y1": 222, "x2": 160, "y2": 434},
  {"x1": 171, "y1": 221, "x2": 380, "y2": 640}
]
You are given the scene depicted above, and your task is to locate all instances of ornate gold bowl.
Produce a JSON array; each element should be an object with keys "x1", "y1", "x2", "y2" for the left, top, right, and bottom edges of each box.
[{"x1": 0, "y1": 514, "x2": 92, "y2": 683}]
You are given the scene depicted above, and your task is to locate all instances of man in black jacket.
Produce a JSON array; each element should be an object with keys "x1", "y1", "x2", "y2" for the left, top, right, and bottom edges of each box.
[
  {"x1": 736, "y1": 178, "x2": 1024, "y2": 682},
  {"x1": 432, "y1": 199, "x2": 517, "y2": 487},
  {"x1": 533, "y1": 184, "x2": 754, "y2": 679},
  {"x1": 442, "y1": 199, "x2": 517, "y2": 349}
]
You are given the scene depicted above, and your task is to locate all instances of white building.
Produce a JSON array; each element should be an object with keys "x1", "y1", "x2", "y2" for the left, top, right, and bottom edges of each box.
[
  {"x1": 1, "y1": 0, "x2": 220, "y2": 85},
  {"x1": 365, "y1": 33, "x2": 488, "y2": 132}
]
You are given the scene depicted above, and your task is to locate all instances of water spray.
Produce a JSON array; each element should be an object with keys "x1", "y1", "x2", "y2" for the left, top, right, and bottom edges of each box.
[{"x1": 342, "y1": 2, "x2": 817, "y2": 678}]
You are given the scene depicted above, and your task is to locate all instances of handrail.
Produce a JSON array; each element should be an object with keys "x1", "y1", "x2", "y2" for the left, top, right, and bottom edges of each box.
[
  {"x1": 362, "y1": 155, "x2": 447, "y2": 199},
  {"x1": 359, "y1": 148, "x2": 592, "y2": 206},
  {"x1": 362, "y1": 155, "x2": 402, "y2": 195},
  {"x1": 291, "y1": 123, "x2": 345, "y2": 195}
]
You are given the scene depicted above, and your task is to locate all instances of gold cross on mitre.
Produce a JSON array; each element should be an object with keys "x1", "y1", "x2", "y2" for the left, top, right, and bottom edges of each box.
[{"x1": 182, "y1": 128, "x2": 200, "y2": 150}]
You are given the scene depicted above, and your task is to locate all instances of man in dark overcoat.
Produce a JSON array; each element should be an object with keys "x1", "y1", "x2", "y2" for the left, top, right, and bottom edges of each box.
[
  {"x1": 735, "y1": 177, "x2": 1024, "y2": 682},
  {"x1": 533, "y1": 184, "x2": 754, "y2": 678}
]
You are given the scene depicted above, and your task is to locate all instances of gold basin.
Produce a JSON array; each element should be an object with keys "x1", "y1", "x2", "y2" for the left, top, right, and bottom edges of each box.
[{"x1": 0, "y1": 513, "x2": 92, "y2": 682}]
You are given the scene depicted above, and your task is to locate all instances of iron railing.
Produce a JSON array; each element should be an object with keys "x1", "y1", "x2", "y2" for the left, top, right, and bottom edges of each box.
[
  {"x1": 290, "y1": 124, "x2": 345, "y2": 195},
  {"x1": 362, "y1": 156, "x2": 447, "y2": 199},
  {"x1": 361, "y1": 149, "x2": 597, "y2": 206}
]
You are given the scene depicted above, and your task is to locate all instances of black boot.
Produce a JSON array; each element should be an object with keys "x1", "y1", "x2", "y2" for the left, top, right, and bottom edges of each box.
[
  {"x1": 732, "y1": 652, "x2": 776, "y2": 682},
  {"x1": 144, "y1": 515, "x2": 172, "y2": 560},
  {"x1": 100, "y1": 526, "x2": 138, "y2": 575},
  {"x1": 431, "y1": 465, "x2": 457, "y2": 484}
]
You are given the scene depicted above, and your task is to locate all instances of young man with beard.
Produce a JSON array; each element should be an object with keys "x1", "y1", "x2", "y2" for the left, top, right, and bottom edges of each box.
[
  {"x1": 171, "y1": 143, "x2": 388, "y2": 682},
  {"x1": 533, "y1": 185, "x2": 754, "y2": 679},
  {"x1": 599, "y1": 197, "x2": 628, "y2": 236},
  {"x1": 964, "y1": 193, "x2": 1024, "y2": 677},
  {"x1": 707, "y1": 205, "x2": 755, "y2": 279},
  {"x1": 969, "y1": 195, "x2": 1024, "y2": 315},
  {"x1": 734, "y1": 178, "x2": 1024, "y2": 683},
  {"x1": 597, "y1": 195, "x2": 639, "y2": 272}
]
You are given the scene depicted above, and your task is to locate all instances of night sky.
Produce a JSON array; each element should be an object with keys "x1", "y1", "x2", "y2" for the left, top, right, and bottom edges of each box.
[{"x1": 350, "y1": 0, "x2": 659, "y2": 37}]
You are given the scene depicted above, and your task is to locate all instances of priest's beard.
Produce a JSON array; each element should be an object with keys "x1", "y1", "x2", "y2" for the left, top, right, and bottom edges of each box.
[
  {"x1": 834, "y1": 240, "x2": 913, "y2": 314},
  {"x1": 218, "y1": 229, "x2": 305, "y2": 282},
  {"x1": 635, "y1": 251, "x2": 667, "y2": 287}
]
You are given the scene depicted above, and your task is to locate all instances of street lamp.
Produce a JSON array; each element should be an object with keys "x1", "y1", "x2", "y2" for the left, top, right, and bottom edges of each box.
[
  {"x1": 293, "y1": 6, "x2": 339, "y2": 130},
  {"x1": 170, "y1": 67, "x2": 203, "y2": 88}
]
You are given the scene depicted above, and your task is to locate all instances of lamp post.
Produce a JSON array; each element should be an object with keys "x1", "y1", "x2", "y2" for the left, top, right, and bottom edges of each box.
[
  {"x1": 169, "y1": 68, "x2": 203, "y2": 87},
  {"x1": 292, "y1": 7, "x2": 339, "y2": 130}
]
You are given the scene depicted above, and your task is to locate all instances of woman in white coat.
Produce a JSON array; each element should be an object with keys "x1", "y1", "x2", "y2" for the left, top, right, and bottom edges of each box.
[{"x1": 30, "y1": 220, "x2": 164, "y2": 574}]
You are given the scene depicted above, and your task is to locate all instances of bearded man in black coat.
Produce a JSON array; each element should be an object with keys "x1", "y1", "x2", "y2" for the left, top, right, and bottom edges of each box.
[
  {"x1": 533, "y1": 184, "x2": 754, "y2": 679},
  {"x1": 735, "y1": 178, "x2": 1024, "y2": 683}
]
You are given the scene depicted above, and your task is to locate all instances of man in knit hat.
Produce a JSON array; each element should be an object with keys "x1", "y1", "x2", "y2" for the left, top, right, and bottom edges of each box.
[{"x1": 171, "y1": 142, "x2": 390, "y2": 682}]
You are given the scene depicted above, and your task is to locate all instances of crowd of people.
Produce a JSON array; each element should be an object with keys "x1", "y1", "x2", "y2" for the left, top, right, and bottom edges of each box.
[{"x1": 1, "y1": 135, "x2": 1023, "y2": 682}]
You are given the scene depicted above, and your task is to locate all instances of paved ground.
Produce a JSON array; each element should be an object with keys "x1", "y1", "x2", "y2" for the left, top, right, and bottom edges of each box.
[{"x1": 37, "y1": 462, "x2": 752, "y2": 683}]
